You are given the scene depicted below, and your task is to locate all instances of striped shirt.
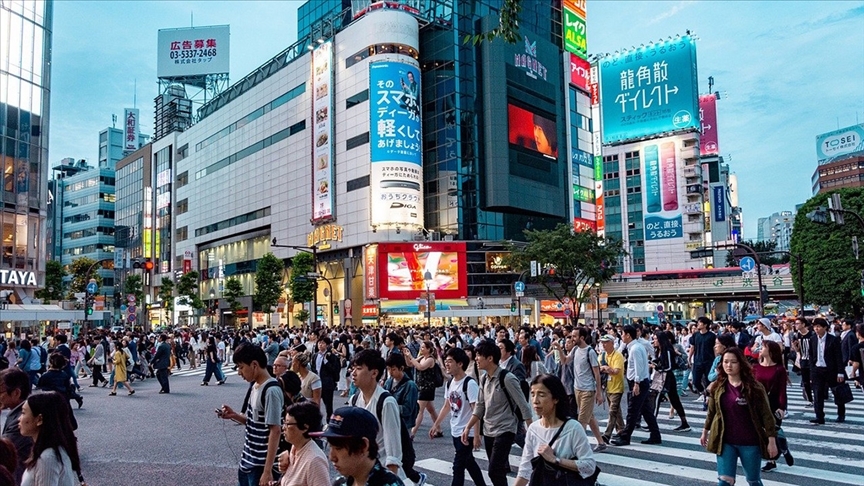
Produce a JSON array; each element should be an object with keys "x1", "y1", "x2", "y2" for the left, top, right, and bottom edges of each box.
[{"x1": 239, "y1": 378, "x2": 283, "y2": 473}]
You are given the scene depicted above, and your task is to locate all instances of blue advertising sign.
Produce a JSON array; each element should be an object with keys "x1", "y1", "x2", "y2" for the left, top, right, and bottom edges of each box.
[
  {"x1": 645, "y1": 214, "x2": 683, "y2": 241},
  {"x1": 369, "y1": 61, "x2": 423, "y2": 228},
  {"x1": 816, "y1": 123, "x2": 864, "y2": 165},
  {"x1": 713, "y1": 185, "x2": 726, "y2": 222},
  {"x1": 600, "y1": 36, "x2": 699, "y2": 144}
]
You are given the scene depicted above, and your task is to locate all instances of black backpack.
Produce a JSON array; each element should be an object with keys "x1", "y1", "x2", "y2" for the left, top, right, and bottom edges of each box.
[
  {"x1": 446, "y1": 375, "x2": 476, "y2": 400},
  {"x1": 350, "y1": 391, "x2": 416, "y2": 475},
  {"x1": 241, "y1": 380, "x2": 290, "y2": 453},
  {"x1": 492, "y1": 369, "x2": 526, "y2": 422}
]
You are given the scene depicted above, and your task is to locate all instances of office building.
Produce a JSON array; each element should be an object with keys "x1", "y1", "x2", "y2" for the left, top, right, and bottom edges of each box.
[
  {"x1": 757, "y1": 210, "x2": 794, "y2": 252},
  {"x1": 811, "y1": 123, "x2": 864, "y2": 194}
]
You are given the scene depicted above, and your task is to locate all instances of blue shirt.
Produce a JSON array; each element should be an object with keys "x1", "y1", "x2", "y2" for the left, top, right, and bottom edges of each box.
[{"x1": 626, "y1": 340, "x2": 649, "y2": 382}]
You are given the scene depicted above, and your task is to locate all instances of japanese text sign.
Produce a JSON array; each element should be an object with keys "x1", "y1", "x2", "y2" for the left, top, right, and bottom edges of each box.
[
  {"x1": 641, "y1": 137, "x2": 685, "y2": 241},
  {"x1": 563, "y1": 7, "x2": 587, "y2": 59},
  {"x1": 699, "y1": 95, "x2": 719, "y2": 155},
  {"x1": 123, "y1": 108, "x2": 139, "y2": 152},
  {"x1": 570, "y1": 54, "x2": 590, "y2": 92},
  {"x1": 312, "y1": 42, "x2": 335, "y2": 222},
  {"x1": 816, "y1": 123, "x2": 864, "y2": 165},
  {"x1": 157, "y1": 25, "x2": 229, "y2": 78}
]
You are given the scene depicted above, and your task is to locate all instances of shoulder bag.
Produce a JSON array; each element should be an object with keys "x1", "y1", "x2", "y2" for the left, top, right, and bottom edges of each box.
[
  {"x1": 833, "y1": 381, "x2": 854, "y2": 405},
  {"x1": 529, "y1": 419, "x2": 601, "y2": 486}
]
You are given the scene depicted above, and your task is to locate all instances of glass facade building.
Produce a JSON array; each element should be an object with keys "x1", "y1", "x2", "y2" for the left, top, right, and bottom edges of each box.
[{"x1": 1, "y1": 0, "x2": 53, "y2": 296}]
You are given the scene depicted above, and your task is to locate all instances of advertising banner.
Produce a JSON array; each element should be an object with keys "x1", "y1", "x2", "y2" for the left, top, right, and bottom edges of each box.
[
  {"x1": 564, "y1": 0, "x2": 587, "y2": 18},
  {"x1": 312, "y1": 42, "x2": 335, "y2": 222},
  {"x1": 376, "y1": 242, "x2": 467, "y2": 300},
  {"x1": 563, "y1": 7, "x2": 587, "y2": 59},
  {"x1": 600, "y1": 36, "x2": 699, "y2": 144},
  {"x1": 508, "y1": 104, "x2": 558, "y2": 159},
  {"x1": 369, "y1": 61, "x2": 423, "y2": 227},
  {"x1": 699, "y1": 95, "x2": 719, "y2": 155},
  {"x1": 570, "y1": 54, "x2": 590, "y2": 92},
  {"x1": 365, "y1": 244, "x2": 378, "y2": 300},
  {"x1": 713, "y1": 185, "x2": 726, "y2": 222},
  {"x1": 816, "y1": 123, "x2": 864, "y2": 165},
  {"x1": 641, "y1": 138, "x2": 684, "y2": 240},
  {"x1": 573, "y1": 218, "x2": 597, "y2": 232},
  {"x1": 123, "y1": 109, "x2": 139, "y2": 152},
  {"x1": 574, "y1": 185, "x2": 594, "y2": 203},
  {"x1": 157, "y1": 25, "x2": 229, "y2": 78}
]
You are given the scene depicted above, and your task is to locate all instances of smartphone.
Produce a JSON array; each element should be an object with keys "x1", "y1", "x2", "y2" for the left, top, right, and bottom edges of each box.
[{"x1": 215, "y1": 408, "x2": 224, "y2": 416}]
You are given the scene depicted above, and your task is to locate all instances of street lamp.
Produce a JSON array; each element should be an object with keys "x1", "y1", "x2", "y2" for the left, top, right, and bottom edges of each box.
[{"x1": 424, "y1": 270, "x2": 433, "y2": 328}]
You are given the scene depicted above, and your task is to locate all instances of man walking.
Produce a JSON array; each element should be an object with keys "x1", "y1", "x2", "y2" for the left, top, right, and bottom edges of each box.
[
  {"x1": 599, "y1": 334, "x2": 625, "y2": 443},
  {"x1": 560, "y1": 327, "x2": 607, "y2": 452},
  {"x1": 809, "y1": 318, "x2": 846, "y2": 424},
  {"x1": 792, "y1": 317, "x2": 814, "y2": 405},
  {"x1": 312, "y1": 336, "x2": 342, "y2": 418},
  {"x1": 688, "y1": 316, "x2": 716, "y2": 406},
  {"x1": 152, "y1": 334, "x2": 172, "y2": 394},
  {"x1": 611, "y1": 325, "x2": 661, "y2": 446},
  {"x1": 0, "y1": 368, "x2": 33, "y2": 483}
]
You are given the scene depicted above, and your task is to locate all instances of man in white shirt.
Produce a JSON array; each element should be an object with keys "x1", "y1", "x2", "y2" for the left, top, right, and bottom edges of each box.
[
  {"x1": 752, "y1": 318, "x2": 782, "y2": 355},
  {"x1": 611, "y1": 325, "x2": 661, "y2": 446}
]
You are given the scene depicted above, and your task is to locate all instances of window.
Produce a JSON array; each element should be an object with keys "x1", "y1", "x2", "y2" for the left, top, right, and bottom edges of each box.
[
  {"x1": 176, "y1": 171, "x2": 188, "y2": 188},
  {"x1": 346, "y1": 90, "x2": 369, "y2": 109},
  {"x1": 347, "y1": 175, "x2": 370, "y2": 192},
  {"x1": 346, "y1": 132, "x2": 369, "y2": 151},
  {"x1": 195, "y1": 207, "x2": 271, "y2": 237},
  {"x1": 176, "y1": 198, "x2": 188, "y2": 215},
  {"x1": 176, "y1": 226, "x2": 188, "y2": 241}
]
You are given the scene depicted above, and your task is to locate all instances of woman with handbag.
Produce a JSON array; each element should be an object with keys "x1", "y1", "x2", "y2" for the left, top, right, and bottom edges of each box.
[
  {"x1": 700, "y1": 347, "x2": 777, "y2": 486},
  {"x1": 753, "y1": 341, "x2": 793, "y2": 472},
  {"x1": 651, "y1": 331, "x2": 690, "y2": 432},
  {"x1": 514, "y1": 374, "x2": 598, "y2": 486},
  {"x1": 406, "y1": 340, "x2": 441, "y2": 438}
]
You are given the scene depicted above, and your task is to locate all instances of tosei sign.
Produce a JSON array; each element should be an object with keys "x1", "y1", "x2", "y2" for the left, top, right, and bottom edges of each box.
[{"x1": 816, "y1": 124, "x2": 864, "y2": 165}]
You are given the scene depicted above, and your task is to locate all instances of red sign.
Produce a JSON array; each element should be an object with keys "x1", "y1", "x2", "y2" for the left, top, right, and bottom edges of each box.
[
  {"x1": 589, "y1": 82, "x2": 599, "y2": 106},
  {"x1": 573, "y1": 218, "x2": 596, "y2": 233},
  {"x1": 563, "y1": 0, "x2": 586, "y2": 18},
  {"x1": 699, "y1": 95, "x2": 720, "y2": 156},
  {"x1": 595, "y1": 193, "x2": 605, "y2": 233},
  {"x1": 377, "y1": 242, "x2": 467, "y2": 300},
  {"x1": 183, "y1": 259, "x2": 191, "y2": 274},
  {"x1": 569, "y1": 54, "x2": 590, "y2": 92},
  {"x1": 365, "y1": 245, "x2": 378, "y2": 300},
  {"x1": 362, "y1": 304, "x2": 379, "y2": 318}
]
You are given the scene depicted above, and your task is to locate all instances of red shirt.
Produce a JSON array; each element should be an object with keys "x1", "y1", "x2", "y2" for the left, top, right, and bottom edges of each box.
[
  {"x1": 720, "y1": 382, "x2": 760, "y2": 446},
  {"x1": 753, "y1": 363, "x2": 787, "y2": 413}
]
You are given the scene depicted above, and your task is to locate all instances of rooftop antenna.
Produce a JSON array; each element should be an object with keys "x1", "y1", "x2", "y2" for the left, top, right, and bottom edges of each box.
[
  {"x1": 134, "y1": 78, "x2": 137, "y2": 109},
  {"x1": 112, "y1": 114, "x2": 117, "y2": 128}
]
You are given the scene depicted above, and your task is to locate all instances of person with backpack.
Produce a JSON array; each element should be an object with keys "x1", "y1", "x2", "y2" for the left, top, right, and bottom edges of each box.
[
  {"x1": 405, "y1": 340, "x2": 442, "y2": 440},
  {"x1": 461, "y1": 340, "x2": 532, "y2": 486},
  {"x1": 348, "y1": 349, "x2": 420, "y2": 485},
  {"x1": 217, "y1": 343, "x2": 284, "y2": 486},
  {"x1": 384, "y1": 353, "x2": 419, "y2": 432},
  {"x1": 429, "y1": 347, "x2": 487, "y2": 486}
]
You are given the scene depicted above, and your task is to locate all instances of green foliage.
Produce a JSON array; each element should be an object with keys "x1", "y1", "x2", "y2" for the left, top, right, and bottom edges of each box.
[
  {"x1": 288, "y1": 252, "x2": 315, "y2": 306},
  {"x1": 36, "y1": 260, "x2": 66, "y2": 301},
  {"x1": 724, "y1": 239, "x2": 789, "y2": 267},
  {"x1": 790, "y1": 187, "x2": 864, "y2": 316},
  {"x1": 223, "y1": 277, "x2": 245, "y2": 313},
  {"x1": 506, "y1": 223, "x2": 625, "y2": 322},
  {"x1": 123, "y1": 274, "x2": 145, "y2": 305},
  {"x1": 158, "y1": 277, "x2": 175, "y2": 313},
  {"x1": 68, "y1": 257, "x2": 103, "y2": 296},
  {"x1": 177, "y1": 271, "x2": 204, "y2": 310},
  {"x1": 254, "y1": 253, "x2": 285, "y2": 315},
  {"x1": 294, "y1": 309, "x2": 310, "y2": 326},
  {"x1": 463, "y1": 0, "x2": 522, "y2": 45}
]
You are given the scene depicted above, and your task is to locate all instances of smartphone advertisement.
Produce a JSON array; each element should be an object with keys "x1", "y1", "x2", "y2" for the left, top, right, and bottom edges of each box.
[
  {"x1": 376, "y1": 242, "x2": 467, "y2": 300},
  {"x1": 641, "y1": 137, "x2": 684, "y2": 241}
]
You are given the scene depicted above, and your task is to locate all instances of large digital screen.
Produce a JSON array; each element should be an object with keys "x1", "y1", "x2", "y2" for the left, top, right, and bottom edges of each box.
[
  {"x1": 376, "y1": 242, "x2": 467, "y2": 300},
  {"x1": 508, "y1": 104, "x2": 558, "y2": 159},
  {"x1": 600, "y1": 36, "x2": 699, "y2": 144}
]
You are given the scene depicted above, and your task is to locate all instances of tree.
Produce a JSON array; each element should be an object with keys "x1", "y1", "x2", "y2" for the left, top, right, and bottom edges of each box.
[
  {"x1": 724, "y1": 239, "x2": 789, "y2": 267},
  {"x1": 68, "y1": 257, "x2": 103, "y2": 296},
  {"x1": 254, "y1": 253, "x2": 285, "y2": 324},
  {"x1": 35, "y1": 260, "x2": 66, "y2": 301},
  {"x1": 176, "y1": 271, "x2": 204, "y2": 310},
  {"x1": 223, "y1": 277, "x2": 245, "y2": 325},
  {"x1": 157, "y1": 277, "x2": 175, "y2": 317},
  {"x1": 790, "y1": 187, "x2": 864, "y2": 316},
  {"x1": 288, "y1": 252, "x2": 315, "y2": 325},
  {"x1": 506, "y1": 223, "x2": 624, "y2": 324},
  {"x1": 464, "y1": 0, "x2": 522, "y2": 45}
]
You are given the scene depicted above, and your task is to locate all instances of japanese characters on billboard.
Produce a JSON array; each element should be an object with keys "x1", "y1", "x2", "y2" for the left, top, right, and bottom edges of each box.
[
  {"x1": 564, "y1": 0, "x2": 587, "y2": 18},
  {"x1": 123, "y1": 109, "x2": 139, "y2": 152},
  {"x1": 157, "y1": 25, "x2": 230, "y2": 78},
  {"x1": 570, "y1": 54, "x2": 590, "y2": 92},
  {"x1": 573, "y1": 218, "x2": 597, "y2": 232},
  {"x1": 712, "y1": 185, "x2": 726, "y2": 222},
  {"x1": 365, "y1": 244, "x2": 378, "y2": 300},
  {"x1": 312, "y1": 42, "x2": 335, "y2": 222},
  {"x1": 699, "y1": 95, "x2": 719, "y2": 156},
  {"x1": 641, "y1": 137, "x2": 684, "y2": 241},
  {"x1": 369, "y1": 61, "x2": 423, "y2": 228},
  {"x1": 508, "y1": 104, "x2": 558, "y2": 159},
  {"x1": 816, "y1": 123, "x2": 864, "y2": 165},
  {"x1": 563, "y1": 6, "x2": 587, "y2": 59},
  {"x1": 600, "y1": 36, "x2": 699, "y2": 144},
  {"x1": 376, "y1": 242, "x2": 467, "y2": 300}
]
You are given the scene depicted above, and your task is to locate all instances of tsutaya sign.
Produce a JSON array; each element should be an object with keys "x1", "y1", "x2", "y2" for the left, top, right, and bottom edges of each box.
[
  {"x1": 0, "y1": 269, "x2": 37, "y2": 287},
  {"x1": 307, "y1": 224, "x2": 344, "y2": 249}
]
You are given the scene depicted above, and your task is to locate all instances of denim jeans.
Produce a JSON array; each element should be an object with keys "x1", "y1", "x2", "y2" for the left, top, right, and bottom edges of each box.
[
  {"x1": 483, "y1": 431, "x2": 515, "y2": 486},
  {"x1": 452, "y1": 436, "x2": 487, "y2": 486},
  {"x1": 215, "y1": 361, "x2": 226, "y2": 381},
  {"x1": 236, "y1": 466, "x2": 263, "y2": 486},
  {"x1": 716, "y1": 443, "x2": 763, "y2": 486}
]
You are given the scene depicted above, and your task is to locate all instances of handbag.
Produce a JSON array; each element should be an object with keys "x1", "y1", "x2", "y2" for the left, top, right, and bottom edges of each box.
[
  {"x1": 833, "y1": 381, "x2": 854, "y2": 405},
  {"x1": 529, "y1": 419, "x2": 601, "y2": 486},
  {"x1": 649, "y1": 370, "x2": 666, "y2": 393}
]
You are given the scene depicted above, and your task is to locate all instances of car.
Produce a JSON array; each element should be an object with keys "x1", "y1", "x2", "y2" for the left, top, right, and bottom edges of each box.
[{"x1": 110, "y1": 326, "x2": 125, "y2": 334}]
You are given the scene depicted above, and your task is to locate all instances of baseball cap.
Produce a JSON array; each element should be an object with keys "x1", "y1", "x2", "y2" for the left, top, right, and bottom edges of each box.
[
  {"x1": 758, "y1": 318, "x2": 772, "y2": 328},
  {"x1": 311, "y1": 406, "x2": 378, "y2": 443},
  {"x1": 599, "y1": 334, "x2": 616, "y2": 343}
]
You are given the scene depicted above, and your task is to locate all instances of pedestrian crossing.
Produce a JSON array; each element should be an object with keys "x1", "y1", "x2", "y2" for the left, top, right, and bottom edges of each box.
[
  {"x1": 412, "y1": 382, "x2": 863, "y2": 486},
  {"x1": 166, "y1": 367, "x2": 239, "y2": 379}
]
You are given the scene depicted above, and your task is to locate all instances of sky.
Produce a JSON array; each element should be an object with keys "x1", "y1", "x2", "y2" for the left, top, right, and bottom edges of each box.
[{"x1": 49, "y1": 1, "x2": 864, "y2": 239}]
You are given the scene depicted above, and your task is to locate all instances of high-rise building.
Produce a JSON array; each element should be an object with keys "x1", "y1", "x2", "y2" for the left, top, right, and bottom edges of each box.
[
  {"x1": 757, "y1": 210, "x2": 794, "y2": 252},
  {"x1": 811, "y1": 123, "x2": 864, "y2": 194},
  {"x1": 1, "y1": 0, "x2": 53, "y2": 306}
]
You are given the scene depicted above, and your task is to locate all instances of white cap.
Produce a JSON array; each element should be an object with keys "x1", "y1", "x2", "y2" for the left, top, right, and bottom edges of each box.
[{"x1": 758, "y1": 318, "x2": 772, "y2": 328}]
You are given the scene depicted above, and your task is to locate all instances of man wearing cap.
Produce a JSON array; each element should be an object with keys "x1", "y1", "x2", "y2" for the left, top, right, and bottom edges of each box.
[
  {"x1": 751, "y1": 318, "x2": 782, "y2": 356},
  {"x1": 313, "y1": 406, "x2": 404, "y2": 486},
  {"x1": 598, "y1": 334, "x2": 625, "y2": 444},
  {"x1": 809, "y1": 318, "x2": 846, "y2": 424}
]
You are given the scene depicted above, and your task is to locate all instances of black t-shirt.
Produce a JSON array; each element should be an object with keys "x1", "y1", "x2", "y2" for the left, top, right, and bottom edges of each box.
[
  {"x1": 690, "y1": 331, "x2": 716, "y2": 365},
  {"x1": 850, "y1": 342, "x2": 864, "y2": 376}
]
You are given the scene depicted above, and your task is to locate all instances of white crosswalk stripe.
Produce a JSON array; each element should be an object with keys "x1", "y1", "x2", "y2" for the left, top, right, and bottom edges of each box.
[{"x1": 414, "y1": 382, "x2": 864, "y2": 486}]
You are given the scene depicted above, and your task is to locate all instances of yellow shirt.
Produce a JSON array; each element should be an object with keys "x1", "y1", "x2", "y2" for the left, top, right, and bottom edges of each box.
[{"x1": 601, "y1": 350, "x2": 625, "y2": 394}]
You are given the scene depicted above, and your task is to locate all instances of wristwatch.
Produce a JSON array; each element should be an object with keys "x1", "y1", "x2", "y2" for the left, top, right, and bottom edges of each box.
[{"x1": 554, "y1": 457, "x2": 561, "y2": 465}]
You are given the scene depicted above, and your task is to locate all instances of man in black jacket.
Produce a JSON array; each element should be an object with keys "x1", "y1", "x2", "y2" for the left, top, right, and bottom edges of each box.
[
  {"x1": 809, "y1": 318, "x2": 846, "y2": 424},
  {"x1": 152, "y1": 334, "x2": 172, "y2": 394},
  {"x1": 311, "y1": 336, "x2": 342, "y2": 418}
]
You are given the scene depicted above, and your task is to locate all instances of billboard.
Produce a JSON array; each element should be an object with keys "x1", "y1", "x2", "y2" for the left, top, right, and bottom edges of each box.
[
  {"x1": 563, "y1": 7, "x2": 587, "y2": 59},
  {"x1": 570, "y1": 54, "x2": 590, "y2": 92},
  {"x1": 312, "y1": 42, "x2": 335, "y2": 222},
  {"x1": 816, "y1": 123, "x2": 864, "y2": 165},
  {"x1": 508, "y1": 104, "x2": 558, "y2": 159},
  {"x1": 365, "y1": 244, "x2": 379, "y2": 300},
  {"x1": 641, "y1": 138, "x2": 684, "y2": 240},
  {"x1": 157, "y1": 25, "x2": 229, "y2": 78},
  {"x1": 599, "y1": 36, "x2": 699, "y2": 144},
  {"x1": 123, "y1": 109, "x2": 139, "y2": 152},
  {"x1": 699, "y1": 95, "x2": 719, "y2": 156},
  {"x1": 376, "y1": 242, "x2": 467, "y2": 300},
  {"x1": 712, "y1": 185, "x2": 726, "y2": 222},
  {"x1": 369, "y1": 61, "x2": 423, "y2": 228}
]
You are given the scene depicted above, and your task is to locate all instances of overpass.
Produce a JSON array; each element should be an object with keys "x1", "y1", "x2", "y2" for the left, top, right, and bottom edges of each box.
[{"x1": 602, "y1": 273, "x2": 797, "y2": 303}]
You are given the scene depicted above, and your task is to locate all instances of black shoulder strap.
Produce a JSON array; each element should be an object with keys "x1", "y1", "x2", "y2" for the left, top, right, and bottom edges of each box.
[
  {"x1": 549, "y1": 418, "x2": 570, "y2": 447},
  {"x1": 497, "y1": 368, "x2": 518, "y2": 416},
  {"x1": 376, "y1": 391, "x2": 393, "y2": 424},
  {"x1": 463, "y1": 375, "x2": 474, "y2": 397},
  {"x1": 241, "y1": 382, "x2": 255, "y2": 414},
  {"x1": 243, "y1": 380, "x2": 280, "y2": 415}
]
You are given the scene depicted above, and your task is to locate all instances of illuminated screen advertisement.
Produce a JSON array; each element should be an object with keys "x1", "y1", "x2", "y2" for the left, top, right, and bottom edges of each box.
[
  {"x1": 312, "y1": 42, "x2": 335, "y2": 221},
  {"x1": 641, "y1": 137, "x2": 684, "y2": 240},
  {"x1": 699, "y1": 95, "x2": 719, "y2": 156},
  {"x1": 376, "y1": 242, "x2": 467, "y2": 300},
  {"x1": 508, "y1": 104, "x2": 558, "y2": 159},
  {"x1": 600, "y1": 36, "x2": 699, "y2": 144},
  {"x1": 816, "y1": 123, "x2": 864, "y2": 165},
  {"x1": 369, "y1": 61, "x2": 423, "y2": 228}
]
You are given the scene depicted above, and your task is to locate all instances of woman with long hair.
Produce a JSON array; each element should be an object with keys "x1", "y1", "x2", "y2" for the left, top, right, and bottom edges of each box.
[
  {"x1": 18, "y1": 392, "x2": 83, "y2": 486},
  {"x1": 406, "y1": 340, "x2": 440, "y2": 438},
  {"x1": 754, "y1": 341, "x2": 793, "y2": 472},
  {"x1": 201, "y1": 336, "x2": 223, "y2": 386},
  {"x1": 520, "y1": 344, "x2": 547, "y2": 381},
  {"x1": 514, "y1": 374, "x2": 597, "y2": 486},
  {"x1": 700, "y1": 347, "x2": 777, "y2": 486},
  {"x1": 109, "y1": 340, "x2": 135, "y2": 396},
  {"x1": 652, "y1": 331, "x2": 689, "y2": 431}
]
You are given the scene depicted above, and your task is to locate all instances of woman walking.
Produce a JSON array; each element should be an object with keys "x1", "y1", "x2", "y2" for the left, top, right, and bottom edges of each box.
[
  {"x1": 407, "y1": 340, "x2": 440, "y2": 438},
  {"x1": 520, "y1": 345, "x2": 547, "y2": 381},
  {"x1": 700, "y1": 347, "x2": 777, "y2": 486},
  {"x1": 201, "y1": 336, "x2": 224, "y2": 386},
  {"x1": 754, "y1": 341, "x2": 793, "y2": 472},
  {"x1": 109, "y1": 341, "x2": 135, "y2": 396},
  {"x1": 18, "y1": 392, "x2": 84, "y2": 486},
  {"x1": 653, "y1": 331, "x2": 689, "y2": 431},
  {"x1": 276, "y1": 401, "x2": 330, "y2": 486}
]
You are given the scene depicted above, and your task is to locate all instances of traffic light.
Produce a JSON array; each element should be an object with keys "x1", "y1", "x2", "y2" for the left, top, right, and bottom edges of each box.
[
  {"x1": 85, "y1": 294, "x2": 95, "y2": 316},
  {"x1": 333, "y1": 303, "x2": 339, "y2": 315},
  {"x1": 860, "y1": 270, "x2": 864, "y2": 297},
  {"x1": 806, "y1": 207, "x2": 830, "y2": 224},
  {"x1": 142, "y1": 258, "x2": 154, "y2": 271},
  {"x1": 510, "y1": 301, "x2": 517, "y2": 313}
]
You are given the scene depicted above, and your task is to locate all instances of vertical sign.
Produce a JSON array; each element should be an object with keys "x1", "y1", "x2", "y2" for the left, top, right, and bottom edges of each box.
[
  {"x1": 699, "y1": 95, "x2": 719, "y2": 155},
  {"x1": 570, "y1": 54, "x2": 590, "y2": 92},
  {"x1": 562, "y1": 6, "x2": 587, "y2": 59},
  {"x1": 364, "y1": 244, "x2": 378, "y2": 300},
  {"x1": 312, "y1": 42, "x2": 335, "y2": 222},
  {"x1": 642, "y1": 138, "x2": 684, "y2": 240},
  {"x1": 713, "y1": 185, "x2": 726, "y2": 222},
  {"x1": 369, "y1": 61, "x2": 423, "y2": 228},
  {"x1": 124, "y1": 109, "x2": 139, "y2": 152}
]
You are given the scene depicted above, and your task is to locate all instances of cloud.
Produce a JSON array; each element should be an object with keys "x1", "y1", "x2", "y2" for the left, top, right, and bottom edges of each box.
[{"x1": 647, "y1": 0, "x2": 696, "y2": 25}]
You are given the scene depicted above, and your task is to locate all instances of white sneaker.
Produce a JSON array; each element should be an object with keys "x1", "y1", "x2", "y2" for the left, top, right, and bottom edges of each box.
[
  {"x1": 693, "y1": 396, "x2": 704, "y2": 402},
  {"x1": 416, "y1": 472, "x2": 427, "y2": 486}
]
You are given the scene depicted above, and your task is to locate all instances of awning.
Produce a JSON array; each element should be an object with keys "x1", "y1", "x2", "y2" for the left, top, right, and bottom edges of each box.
[
  {"x1": 379, "y1": 299, "x2": 469, "y2": 314},
  {"x1": 541, "y1": 311, "x2": 571, "y2": 319},
  {"x1": 0, "y1": 304, "x2": 96, "y2": 321}
]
